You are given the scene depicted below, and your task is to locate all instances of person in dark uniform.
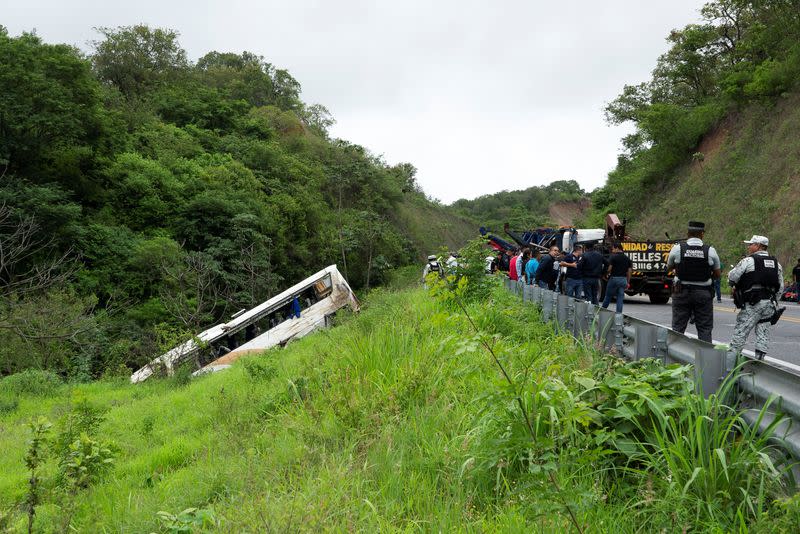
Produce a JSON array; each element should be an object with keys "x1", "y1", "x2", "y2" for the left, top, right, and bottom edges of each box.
[
  {"x1": 580, "y1": 242, "x2": 605, "y2": 304},
  {"x1": 666, "y1": 221, "x2": 721, "y2": 343},
  {"x1": 561, "y1": 245, "x2": 583, "y2": 298},
  {"x1": 535, "y1": 245, "x2": 560, "y2": 289}
]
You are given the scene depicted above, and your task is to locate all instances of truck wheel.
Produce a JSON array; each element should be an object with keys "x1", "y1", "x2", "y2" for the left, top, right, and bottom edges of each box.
[{"x1": 648, "y1": 292, "x2": 670, "y2": 304}]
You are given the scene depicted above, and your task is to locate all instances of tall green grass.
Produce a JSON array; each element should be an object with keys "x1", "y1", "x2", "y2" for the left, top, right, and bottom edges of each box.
[{"x1": 0, "y1": 281, "x2": 797, "y2": 532}]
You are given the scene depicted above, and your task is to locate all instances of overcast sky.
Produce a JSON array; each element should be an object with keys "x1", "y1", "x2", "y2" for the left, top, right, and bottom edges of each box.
[{"x1": 4, "y1": 0, "x2": 706, "y2": 203}]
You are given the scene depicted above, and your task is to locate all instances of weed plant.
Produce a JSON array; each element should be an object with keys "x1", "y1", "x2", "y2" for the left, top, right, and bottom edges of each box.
[{"x1": 0, "y1": 270, "x2": 797, "y2": 531}]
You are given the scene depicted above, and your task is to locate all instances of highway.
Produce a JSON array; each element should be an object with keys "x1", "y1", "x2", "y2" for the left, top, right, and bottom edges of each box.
[{"x1": 620, "y1": 295, "x2": 800, "y2": 369}]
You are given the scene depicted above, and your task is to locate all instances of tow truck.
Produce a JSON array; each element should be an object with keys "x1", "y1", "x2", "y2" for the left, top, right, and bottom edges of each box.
[{"x1": 481, "y1": 213, "x2": 674, "y2": 304}]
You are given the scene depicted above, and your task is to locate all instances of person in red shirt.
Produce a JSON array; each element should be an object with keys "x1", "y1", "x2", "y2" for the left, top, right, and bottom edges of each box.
[{"x1": 508, "y1": 248, "x2": 520, "y2": 281}]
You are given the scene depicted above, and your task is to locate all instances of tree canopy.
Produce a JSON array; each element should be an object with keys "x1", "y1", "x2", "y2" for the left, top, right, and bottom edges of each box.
[
  {"x1": 594, "y1": 0, "x2": 800, "y2": 218},
  {"x1": 0, "y1": 25, "x2": 460, "y2": 378}
]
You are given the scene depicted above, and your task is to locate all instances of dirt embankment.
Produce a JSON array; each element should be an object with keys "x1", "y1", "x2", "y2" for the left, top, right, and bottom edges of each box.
[
  {"x1": 631, "y1": 90, "x2": 800, "y2": 269},
  {"x1": 548, "y1": 199, "x2": 591, "y2": 226}
]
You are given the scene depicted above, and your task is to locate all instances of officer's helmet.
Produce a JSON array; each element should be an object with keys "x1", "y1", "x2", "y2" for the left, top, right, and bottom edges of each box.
[{"x1": 427, "y1": 255, "x2": 437, "y2": 261}]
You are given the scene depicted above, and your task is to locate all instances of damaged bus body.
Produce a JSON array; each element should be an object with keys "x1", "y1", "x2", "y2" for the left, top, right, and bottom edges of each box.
[{"x1": 131, "y1": 265, "x2": 359, "y2": 383}]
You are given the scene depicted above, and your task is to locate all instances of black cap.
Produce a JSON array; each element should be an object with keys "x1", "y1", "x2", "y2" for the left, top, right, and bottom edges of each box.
[{"x1": 688, "y1": 221, "x2": 705, "y2": 231}]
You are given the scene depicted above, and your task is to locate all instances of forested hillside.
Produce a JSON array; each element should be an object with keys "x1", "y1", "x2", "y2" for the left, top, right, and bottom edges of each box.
[
  {"x1": 0, "y1": 25, "x2": 474, "y2": 379},
  {"x1": 591, "y1": 0, "x2": 800, "y2": 266},
  {"x1": 451, "y1": 179, "x2": 589, "y2": 230}
]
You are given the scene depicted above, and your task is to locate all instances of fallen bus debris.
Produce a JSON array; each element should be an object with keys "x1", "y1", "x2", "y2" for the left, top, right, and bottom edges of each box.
[{"x1": 130, "y1": 265, "x2": 358, "y2": 383}]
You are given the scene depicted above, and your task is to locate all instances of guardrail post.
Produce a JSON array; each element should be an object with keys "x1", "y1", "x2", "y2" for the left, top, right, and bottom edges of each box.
[
  {"x1": 584, "y1": 304, "x2": 596, "y2": 339},
  {"x1": 522, "y1": 283, "x2": 532, "y2": 303},
  {"x1": 552, "y1": 291, "x2": 559, "y2": 324},
  {"x1": 566, "y1": 296, "x2": 576, "y2": 334},
  {"x1": 556, "y1": 294, "x2": 569, "y2": 329},
  {"x1": 655, "y1": 327, "x2": 668, "y2": 364},
  {"x1": 621, "y1": 319, "x2": 660, "y2": 362},
  {"x1": 542, "y1": 289, "x2": 553, "y2": 321},
  {"x1": 695, "y1": 345, "x2": 727, "y2": 396},
  {"x1": 573, "y1": 300, "x2": 590, "y2": 336},
  {"x1": 594, "y1": 307, "x2": 615, "y2": 350},
  {"x1": 614, "y1": 313, "x2": 624, "y2": 355}
]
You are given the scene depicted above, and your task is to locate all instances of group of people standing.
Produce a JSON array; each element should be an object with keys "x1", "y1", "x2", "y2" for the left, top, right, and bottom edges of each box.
[
  {"x1": 492, "y1": 219, "x2": 790, "y2": 363},
  {"x1": 497, "y1": 241, "x2": 633, "y2": 313},
  {"x1": 666, "y1": 221, "x2": 786, "y2": 362}
]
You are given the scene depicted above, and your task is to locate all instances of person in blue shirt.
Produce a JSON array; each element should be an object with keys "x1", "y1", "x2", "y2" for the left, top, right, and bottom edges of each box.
[{"x1": 524, "y1": 250, "x2": 540, "y2": 285}]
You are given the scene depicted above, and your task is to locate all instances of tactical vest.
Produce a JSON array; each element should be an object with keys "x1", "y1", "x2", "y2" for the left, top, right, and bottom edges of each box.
[
  {"x1": 677, "y1": 242, "x2": 711, "y2": 282},
  {"x1": 428, "y1": 261, "x2": 440, "y2": 273},
  {"x1": 737, "y1": 254, "x2": 780, "y2": 300}
]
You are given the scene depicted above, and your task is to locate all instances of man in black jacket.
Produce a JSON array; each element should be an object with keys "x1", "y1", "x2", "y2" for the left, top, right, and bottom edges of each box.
[
  {"x1": 580, "y1": 243, "x2": 605, "y2": 304},
  {"x1": 535, "y1": 246, "x2": 560, "y2": 290}
]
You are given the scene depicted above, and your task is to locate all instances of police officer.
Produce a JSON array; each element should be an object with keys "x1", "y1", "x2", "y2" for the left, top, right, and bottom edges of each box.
[
  {"x1": 728, "y1": 235, "x2": 784, "y2": 361},
  {"x1": 422, "y1": 254, "x2": 441, "y2": 283},
  {"x1": 666, "y1": 221, "x2": 721, "y2": 343}
]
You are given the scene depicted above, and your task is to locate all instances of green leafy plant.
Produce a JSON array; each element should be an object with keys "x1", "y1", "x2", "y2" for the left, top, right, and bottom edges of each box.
[
  {"x1": 155, "y1": 507, "x2": 217, "y2": 533},
  {"x1": 625, "y1": 372, "x2": 787, "y2": 528},
  {"x1": 434, "y1": 270, "x2": 584, "y2": 532},
  {"x1": 53, "y1": 395, "x2": 108, "y2": 458},
  {"x1": 24, "y1": 417, "x2": 52, "y2": 534}
]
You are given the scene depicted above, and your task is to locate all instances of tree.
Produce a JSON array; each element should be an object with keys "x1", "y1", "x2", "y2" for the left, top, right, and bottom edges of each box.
[
  {"x1": 301, "y1": 103, "x2": 335, "y2": 137},
  {"x1": 91, "y1": 25, "x2": 189, "y2": 98},
  {"x1": 196, "y1": 50, "x2": 302, "y2": 110},
  {"x1": 159, "y1": 251, "x2": 223, "y2": 330},
  {"x1": 0, "y1": 205, "x2": 97, "y2": 375},
  {"x1": 651, "y1": 24, "x2": 723, "y2": 106},
  {"x1": 0, "y1": 28, "x2": 107, "y2": 185},
  {"x1": 0, "y1": 204, "x2": 72, "y2": 301}
]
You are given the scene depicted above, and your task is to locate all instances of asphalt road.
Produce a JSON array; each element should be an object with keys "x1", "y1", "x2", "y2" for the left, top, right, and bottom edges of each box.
[{"x1": 620, "y1": 294, "x2": 800, "y2": 370}]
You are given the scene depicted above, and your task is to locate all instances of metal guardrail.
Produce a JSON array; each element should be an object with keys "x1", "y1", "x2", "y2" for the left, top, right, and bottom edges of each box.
[{"x1": 505, "y1": 279, "x2": 800, "y2": 462}]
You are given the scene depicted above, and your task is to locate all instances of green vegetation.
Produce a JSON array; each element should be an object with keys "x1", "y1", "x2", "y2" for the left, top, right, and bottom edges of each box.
[
  {"x1": 592, "y1": 0, "x2": 800, "y2": 265},
  {"x1": 0, "y1": 24, "x2": 473, "y2": 379},
  {"x1": 1, "y1": 266, "x2": 797, "y2": 531},
  {"x1": 451, "y1": 180, "x2": 588, "y2": 229},
  {"x1": 617, "y1": 90, "x2": 800, "y2": 268}
]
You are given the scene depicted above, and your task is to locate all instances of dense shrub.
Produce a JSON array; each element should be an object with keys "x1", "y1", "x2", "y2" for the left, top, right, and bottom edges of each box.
[{"x1": 0, "y1": 370, "x2": 62, "y2": 396}]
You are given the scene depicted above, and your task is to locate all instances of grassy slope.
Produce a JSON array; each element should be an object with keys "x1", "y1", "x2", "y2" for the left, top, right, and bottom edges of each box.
[
  {"x1": 394, "y1": 198, "x2": 478, "y2": 259},
  {"x1": 0, "y1": 283, "x2": 584, "y2": 532},
  {"x1": 1, "y1": 278, "x2": 796, "y2": 532},
  {"x1": 631, "y1": 91, "x2": 800, "y2": 269}
]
